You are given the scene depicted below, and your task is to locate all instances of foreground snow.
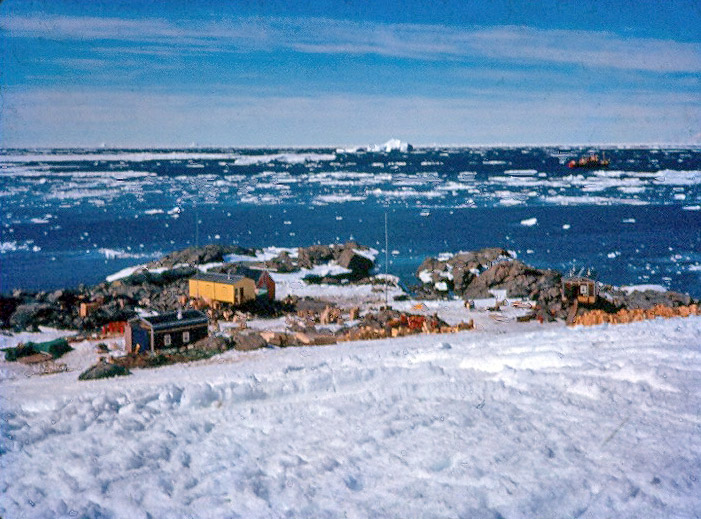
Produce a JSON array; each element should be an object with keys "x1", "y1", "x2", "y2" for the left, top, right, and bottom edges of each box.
[{"x1": 1, "y1": 317, "x2": 700, "y2": 518}]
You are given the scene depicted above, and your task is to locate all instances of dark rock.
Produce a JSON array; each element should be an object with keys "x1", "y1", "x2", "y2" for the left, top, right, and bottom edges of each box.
[
  {"x1": 231, "y1": 332, "x2": 267, "y2": 351},
  {"x1": 78, "y1": 361, "x2": 131, "y2": 381},
  {"x1": 46, "y1": 289, "x2": 79, "y2": 308},
  {"x1": 330, "y1": 241, "x2": 363, "y2": 261},
  {"x1": 295, "y1": 298, "x2": 336, "y2": 313},
  {"x1": 337, "y1": 249, "x2": 374, "y2": 279},
  {"x1": 359, "y1": 308, "x2": 403, "y2": 330},
  {"x1": 120, "y1": 267, "x2": 195, "y2": 287},
  {"x1": 451, "y1": 264, "x2": 474, "y2": 293},
  {"x1": 462, "y1": 284, "x2": 493, "y2": 300},
  {"x1": 461, "y1": 260, "x2": 561, "y2": 301},
  {"x1": 0, "y1": 296, "x2": 21, "y2": 327},
  {"x1": 448, "y1": 248, "x2": 511, "y2": 268},
  {"x1": 298, "y1": 245, "x2": 334, "y2": 269},
  {"x1": 605, "y1": 288, "x2": 693, "y2": 310},
  {"x1": 416, "y1": 258, "x2": 447, "y2": 278},
  {"x1": 9, "y1": 303, "x2": 59, "y2": 330},
  {"x1": 410, "y1": 284, "x2": 449, "y2": 300},
  {"x1": 265, "y1": 251, "x2": 297, "y2": 273}
]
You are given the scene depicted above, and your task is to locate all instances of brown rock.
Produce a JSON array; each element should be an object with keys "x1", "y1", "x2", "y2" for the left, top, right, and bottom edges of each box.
[
  {"x1": 191, "y1": 336, "x2": 229, "y2": 352},
  {"x1": 231, "y1": 332, "x2": 267, "y2": 351}
]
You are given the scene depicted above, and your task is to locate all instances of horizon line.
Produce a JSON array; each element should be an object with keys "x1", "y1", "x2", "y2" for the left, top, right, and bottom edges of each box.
[{"x1": 2, "y1": 142, "x2": 700, "y2": 151}]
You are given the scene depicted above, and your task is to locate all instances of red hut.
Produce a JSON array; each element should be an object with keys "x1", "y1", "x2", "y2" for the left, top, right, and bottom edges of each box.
[{"x1": 255, "y1": 270, "x2": 276, "y2": 301}]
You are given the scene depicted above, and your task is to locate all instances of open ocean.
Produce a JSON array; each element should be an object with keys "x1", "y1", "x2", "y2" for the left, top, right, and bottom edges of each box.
[{"x1": 1, "y1": 146, "x2": 700, "y2": 296}]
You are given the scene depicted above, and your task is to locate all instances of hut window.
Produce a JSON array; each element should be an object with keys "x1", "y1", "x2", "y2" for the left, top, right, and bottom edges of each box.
[
  {"x1": 580, "y1": 284, "x2": 589, "y2": 296},
  {"x1": 183, "y1": 331, "x2": 190, "y2": 343},
  {"x1": 164, "y1": 334, "x2": 172, "y2": 346}
]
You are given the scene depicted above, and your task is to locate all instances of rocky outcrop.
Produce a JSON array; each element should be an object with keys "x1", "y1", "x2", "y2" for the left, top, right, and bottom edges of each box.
[
  {"x1": 416, "y1": 252, "x2": 565, "y2": 319},
  {"x1": 1, "y1": 242, "x2": 376, "y2": 331},
  {"x1": 415, "y1": 248, "x2": 513, "y2": 297},
  {"x1": 8, "y1": 303, "x2": 58, "y2": 330},
  {"x1": 462, "y1": 260, "x2": 561, "y2": 301},
  {"x1": 148, "y1": 244, "x2": 256, "y2": 269},
  {"x1": 415, "y1": 248, "x2": 700, "y2": 322},
  {"x1": 261, "y1": 241, "x2": 376, "y2": 278},
  {"x1": 297, "y1": 245, "x2": 335, "y2": 269},
  {"x1": 602, "y1": 288, "x2": 692, "y2": 310}
]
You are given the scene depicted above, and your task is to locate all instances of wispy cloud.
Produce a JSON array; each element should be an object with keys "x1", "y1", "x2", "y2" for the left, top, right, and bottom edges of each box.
[
  {"x1": 3, "y1": 88, "x2": 698, "y2": 147},
  {"x1": 4, "y1": 14, "x2": 700, "y2": 73},
  {"x1": 466, "y1": 26, "x2": 701, "y2": 73}
]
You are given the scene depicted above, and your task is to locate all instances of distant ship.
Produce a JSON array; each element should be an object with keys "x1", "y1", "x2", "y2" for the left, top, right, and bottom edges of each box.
[{"x1": 567, "y1": 153, "x2": 610, "y2": 169}]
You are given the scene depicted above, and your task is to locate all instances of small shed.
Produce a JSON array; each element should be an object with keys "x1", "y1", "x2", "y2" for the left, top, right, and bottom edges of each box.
[
  {"x1": 231, "y1": 267, "x2": 276, "y2": 301},
  {"x1": 125, "y1": 310, "x2": 209, "y2": 354},
  {"x1": 189, "y1": 272, "x2": 257, "y2": 305},
  {"x1": 562, "y1": 277, "x2": 598, "y2": 306}
]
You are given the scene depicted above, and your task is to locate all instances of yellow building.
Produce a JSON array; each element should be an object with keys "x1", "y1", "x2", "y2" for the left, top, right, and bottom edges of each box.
[{"x1": 188, "y1": 272, "x2": 257, "y2": 305}]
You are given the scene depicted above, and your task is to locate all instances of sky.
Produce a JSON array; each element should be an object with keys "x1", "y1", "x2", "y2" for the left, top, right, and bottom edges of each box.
[{"x1": 1, "y1": 0, "x2": 700, "y2": 147}]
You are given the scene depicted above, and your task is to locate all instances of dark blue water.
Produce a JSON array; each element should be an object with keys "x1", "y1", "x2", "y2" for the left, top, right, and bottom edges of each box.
[{"x1": 2, "y1": 146, "x2": 700, "y2": 295}]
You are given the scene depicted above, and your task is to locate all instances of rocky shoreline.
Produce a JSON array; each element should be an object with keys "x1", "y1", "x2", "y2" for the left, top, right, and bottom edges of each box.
[
  {"x1": 1, "y1": 243, "x2": 697, "y2": 332},
  {"x1": 413, "y1": 248, "x2": 696, "y2": 321},
  {"x1": 0, "y1": 242, "x2": 378, "y2": 332}
]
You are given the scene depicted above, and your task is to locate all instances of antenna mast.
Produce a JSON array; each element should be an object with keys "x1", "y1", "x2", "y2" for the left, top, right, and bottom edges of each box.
[
  {"x1": 384, "y1": 212, "x2": 389, "y2": 306},
  {"x1": 195, "y1": 199, "x2": 199, "y2": 248}
]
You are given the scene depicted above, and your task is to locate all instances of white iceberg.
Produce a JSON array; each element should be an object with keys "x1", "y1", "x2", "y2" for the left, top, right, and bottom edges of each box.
[{"x1": 369, "y1": 138, "x2": 411, "y2": 153}]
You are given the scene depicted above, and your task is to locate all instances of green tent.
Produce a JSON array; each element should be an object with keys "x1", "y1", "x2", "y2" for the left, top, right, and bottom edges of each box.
[{"x1": 4, "y1": 337, "x2": 72, "y2": 362}]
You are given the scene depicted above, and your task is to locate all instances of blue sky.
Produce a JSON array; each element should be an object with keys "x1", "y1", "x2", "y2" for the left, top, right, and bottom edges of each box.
[{"x1": 1, "y1": 0, "x2": 699, "y2": 147}]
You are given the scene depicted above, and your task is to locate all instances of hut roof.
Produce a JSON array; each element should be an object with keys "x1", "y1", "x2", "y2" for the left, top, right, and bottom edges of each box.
[
  {"x1": 190, "y1": 272, "x2": 247, "y2": 285},
  {"x1": 564, "y1": 276, "x2": 596, "y2": 284},
  {"x1": 140, "y1": 310, "x2": 208, "y2": 331},
  {"x1": 230, "y1": 266, "x2": 272, "y2": 283}
]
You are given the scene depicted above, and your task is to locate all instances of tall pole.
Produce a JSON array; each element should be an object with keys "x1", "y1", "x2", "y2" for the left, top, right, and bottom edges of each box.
[
  {"x1": 195, "y1": 199, "x2": 199, "y2": 248},
  {"x1": 385, "y1": 212, "x2": 389, "y2": 307}
]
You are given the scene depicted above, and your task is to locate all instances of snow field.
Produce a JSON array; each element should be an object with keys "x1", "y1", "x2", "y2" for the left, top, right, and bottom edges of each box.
[{"x1": 1, "y1": 317, "x2": 700, "y2": 518}]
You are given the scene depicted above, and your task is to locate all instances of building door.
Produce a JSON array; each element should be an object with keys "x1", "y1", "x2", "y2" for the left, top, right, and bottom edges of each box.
[{"x1": 132, "y1": 326, "x2": 150, "y2": 354}]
